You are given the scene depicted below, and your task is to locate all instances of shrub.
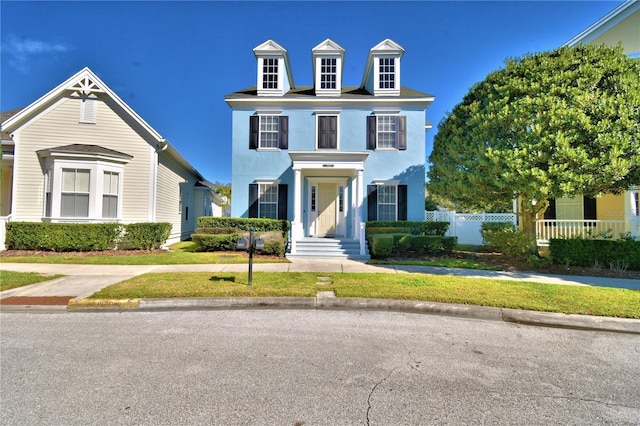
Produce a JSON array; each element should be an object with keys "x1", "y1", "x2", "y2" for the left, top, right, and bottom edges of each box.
[
  {"x1": 366, "y1": 221, "x2": 449, "y2": 236},
  {"x1": 192, "y1": 233, "x2": 242, "y2": 252},
  {"x1": 254, "y1": 231, "x2": 286, "y2": 256},
  {"x1": 370, "y1": 235, "x2": 394, "y2": 258},
  {"x1": 194, "y1": 227, "x2": 241, "y2": 235},
  {"x1": 481, "y1": 222, "x2": 536, "y2": 259},
  {"x1": 5, "y1": 222, "x2": 122, "y2": 251},
  {"x1": 549, "y1": 238, "x2": 640, "y2": 270},
  {"x1": 366, "y1": 226, "x2": 410, "y2": 236},
  {"x1": 121, "y1": 223, "x2": 172, "y2": 250},
  {"x1": 397, "y1": 235, "x2": 457, "y2": 254},
  {"x1": 197, "y1": 217, "x2": 289, "y2": 236}
]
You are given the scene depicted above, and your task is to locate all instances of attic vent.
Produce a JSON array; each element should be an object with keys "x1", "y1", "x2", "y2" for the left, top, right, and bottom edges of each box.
[{"x1": 80, "y1": 97, "x2": 97, "y2": 124}]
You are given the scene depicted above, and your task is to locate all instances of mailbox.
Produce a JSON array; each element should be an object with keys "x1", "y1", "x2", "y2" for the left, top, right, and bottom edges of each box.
[
  {"x1": 236, "y1": 237, "x2": 250, "y2": 250},
  {"x1": 254, "y1": 237, "x2": 265, "y2": 250}
]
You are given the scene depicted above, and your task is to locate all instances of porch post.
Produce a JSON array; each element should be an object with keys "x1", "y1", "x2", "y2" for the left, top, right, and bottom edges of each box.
[
  {"x1": 355, "y1": 169, "x2": 364, "y2": 241},
  {"x1": 291, "y1": 168, "x2": 303, "y2": 253}
]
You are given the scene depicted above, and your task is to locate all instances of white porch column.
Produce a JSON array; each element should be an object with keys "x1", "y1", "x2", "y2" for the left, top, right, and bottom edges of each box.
[
  {"x1": 355, "y1": 169, "x2": 365, "y2": 254},
  {"x1": 291, "y1": 168, "x2": 303, "y2": 253}
]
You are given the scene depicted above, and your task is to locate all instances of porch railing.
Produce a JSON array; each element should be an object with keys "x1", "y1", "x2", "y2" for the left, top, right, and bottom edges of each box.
[{"x1": 536, "y1": 219, "x2": 627, "y2": 246}]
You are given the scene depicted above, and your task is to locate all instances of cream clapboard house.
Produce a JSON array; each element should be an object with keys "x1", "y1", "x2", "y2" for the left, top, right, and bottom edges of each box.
[
  {"x1": 535, "y1": 0, "x2": 640, "y2": 245},
  {"x1": 0, "y1": 67, "x2": 223, "y2": 249}
]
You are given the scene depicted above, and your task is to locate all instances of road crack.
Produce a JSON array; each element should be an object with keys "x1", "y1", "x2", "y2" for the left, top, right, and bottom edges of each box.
[{"x1": 366, "y1": 367, "x2": 399, "y2": 425}]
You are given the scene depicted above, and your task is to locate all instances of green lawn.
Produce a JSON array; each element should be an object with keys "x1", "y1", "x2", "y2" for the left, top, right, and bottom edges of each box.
[
  {"x1": 90, "y1": 272, "x2": 640, "y2": 318},
  {"x1": 0, "y1": 271, "x2": 64, "y2": 291},
  {"x1": 368, "y1": 258, "x2": 500, "y2": 270}
]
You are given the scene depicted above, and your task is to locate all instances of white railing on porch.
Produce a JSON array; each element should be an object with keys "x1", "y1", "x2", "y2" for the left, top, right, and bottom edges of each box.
[{"x1": 536, "y1": 220, "x2": 627, "y2": 246}]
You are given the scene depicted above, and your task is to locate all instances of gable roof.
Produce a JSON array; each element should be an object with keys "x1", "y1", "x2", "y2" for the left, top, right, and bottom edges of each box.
[
  {"x1": 565, "y1": 0, "x2": 640, "y2": 49},
  {"x1": 0, "y1": 67, "x2": 206, "y2": 181},
  {"x1": 253, "y1": 39, "x2": 295, "y2": 90}
]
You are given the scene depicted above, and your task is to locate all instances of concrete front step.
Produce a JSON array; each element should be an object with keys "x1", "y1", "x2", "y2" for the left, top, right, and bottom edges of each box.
[{"x1": 287, "y1": 238, "x2": 370, "y2": 260}]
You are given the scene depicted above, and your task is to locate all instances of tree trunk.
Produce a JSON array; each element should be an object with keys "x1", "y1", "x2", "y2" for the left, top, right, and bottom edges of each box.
[{"x1": 519, "y1": 198, "x2": 548, "y2": 239}]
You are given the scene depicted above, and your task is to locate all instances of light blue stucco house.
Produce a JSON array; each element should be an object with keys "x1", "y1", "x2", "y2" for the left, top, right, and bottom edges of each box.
[{"x1": 225, "y1": 39, "x2": 434, "y2": 258}]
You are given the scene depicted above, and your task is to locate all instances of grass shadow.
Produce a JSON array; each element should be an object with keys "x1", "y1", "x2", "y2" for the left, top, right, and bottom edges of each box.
[{"x1": 209, "y1": 276, "x2": 236, "y2": 283}]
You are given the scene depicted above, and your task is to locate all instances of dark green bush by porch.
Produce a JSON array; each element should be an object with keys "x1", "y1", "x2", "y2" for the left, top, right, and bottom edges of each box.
[
  {"x1": 5, "y1": 222, "x2": 121, "y2": 251},
  {"x1": 366, "y1": 221, "x2": 449, "y2": 236},
  {"x1": 120, "y1": 223, "x2": 172, "y2": 250},
  {"x1": 550, "y1": 238, "x2": 640, "y2": 270},
  {"x1": 370, "y1": 234, "x2": 394, "y2": 258},
  {"x1": 197, "y1": 217, "x2": 290, "y2": 236},
  {"x1": 481, "y1": 222, "x2": 537, "y2": 259}
]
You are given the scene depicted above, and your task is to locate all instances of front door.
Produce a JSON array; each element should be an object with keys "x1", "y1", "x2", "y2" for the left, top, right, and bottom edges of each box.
[{"x1": 317, "y1": 183, "x2": 337, "y2": 236}]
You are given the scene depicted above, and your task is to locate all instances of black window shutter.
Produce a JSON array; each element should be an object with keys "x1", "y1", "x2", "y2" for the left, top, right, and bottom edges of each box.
[
  {"x1": 367, "y1": 185, "x2": 378, "y2": 221},
  {"x1": 248, "y1": 184, "x2": 258, "y2": 218},
  {"x1": 397, "y1": 116, "x2": 407, "y2": 150},
  {"x1": 279, "y1": 116, "x2": 288, "y2": 149},
  {"x1": 328, "y1": 116, "x2": 337, "y2": 148},
  {"x1": 318, "y1": 116, "x2": 327, "y2": 149},
  {"x1": 249, "y1": 116, "x2": 259, "y2": 149},
  {"x1": 367, "y1": 116, "x2": 377, "y2": 150},
  {"x1": 583, "y1": 196, "x2": 597, "y2": 220},
  {"x1": 544, "y1": 198, "x2": 556, "y2": 220},
  {"x1": 277, "y1": 184, "x2": 288, "y2": 220},
  {"x1": 397, "y1": 185, "x2": 408, "y2": 220},
  {"x1": 318, "y1": 116, "x2": 337, "y2": 149}
]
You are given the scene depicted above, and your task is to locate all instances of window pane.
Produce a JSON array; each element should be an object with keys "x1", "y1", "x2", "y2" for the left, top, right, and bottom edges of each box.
[
  {"x1": 260, "y1": 116, "x2": 279, "y2": 148},
  {"x1": 258, "y1": 184, "x2": 278, "y2": 219},
  {"x1": 377, "y1": 185, "x2": 397, "y2": 221},
  {"x1": 103, "y1": 195, "x2": 118, "y2": 218},
  {"x1": 76, "y1": 170, "x2": 90, "y2": 192},
  {"x1": 61, "y1": 194, "x2": 89, "y2": 217},
  {"x1": 62, "y1": 169, "x2": 75, "y2": 192},
  {"x1": 377, "y1": 116, "x2": 397, "y2": 149}
]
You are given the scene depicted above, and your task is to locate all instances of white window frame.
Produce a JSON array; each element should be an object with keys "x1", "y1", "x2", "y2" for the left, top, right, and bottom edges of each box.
[
  {"x1": 374, "y1": 180, "x2": 400, "y2": 221},
  {"x1": 43, "y1": 158, "x2": 125, "y2": 222},
  {"x1": 257, "y1": 57, "x2": 281, "y2": 95},
  {"x1": 259, "y1": 114, "x2": 280, "y2": 149},
  {"x1": 258, "y1": 182, "x2": 279, "y2": 219},
  {"x1": 102, "y1": 171, "x2": 120, "y2": 219},
  {"x1": 318, "y1": 57, "x2": 338, "y2": 90},
  {"x1": 373, "y1": 56, "x2": 401, "y2": 96},
  {"x1": 377, "y1": 115, "x2": 398, "y2": 150},
  {"x1": 61, "y1": 168, "x2": 91, "y2": 218}
]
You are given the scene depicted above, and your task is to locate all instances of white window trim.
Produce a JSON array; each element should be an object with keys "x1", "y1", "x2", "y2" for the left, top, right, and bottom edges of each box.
[
  {"x1": 44, "y1": 158, "x2": 125, "y2": 222},
  {"x1": 315, "y1": 56, "x2": 342, "y2": 96},
  {"x1": 315, "y1": 113, "x2": 340, "y2": 150},
  {"x1": 376, "y1": 114, "x2": 399, "y2": 150},
  {"x1": 373, "y1": 56, "x2": 401, "y2": 96},
  {"x1": 256, "y1": 113, "x2": 282, "y2": 151},
  {"x1": 257, "y1": 181, "x2": 279, "y2": 219},
  {"x1": 257, "y1": 57, "x2": 282, "y2": 96}
]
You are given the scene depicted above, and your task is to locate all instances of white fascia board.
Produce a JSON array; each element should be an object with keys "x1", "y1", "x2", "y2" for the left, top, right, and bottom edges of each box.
[
  {"x1": 565, "y1": 0, "x2": 640, "y2": 47},
  {"x1": 225, "y1": 96, "x2": 435, "y2": 108}
]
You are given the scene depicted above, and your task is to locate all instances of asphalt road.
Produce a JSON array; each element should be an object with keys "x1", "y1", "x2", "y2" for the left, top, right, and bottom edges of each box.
[{"x1": 2, "y1": 310, "x2": 639, "y2": 425}]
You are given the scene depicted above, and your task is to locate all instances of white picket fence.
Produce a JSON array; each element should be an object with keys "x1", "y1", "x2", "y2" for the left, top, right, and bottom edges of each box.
[{"x1": 425, "y1": 211, "x2": 517, "y2": 245}]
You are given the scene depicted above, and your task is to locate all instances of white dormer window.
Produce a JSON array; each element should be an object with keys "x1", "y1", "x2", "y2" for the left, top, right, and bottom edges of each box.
[
  {"x1": 262, "y1": 58, "x2": 279, "y2": 90},
  {"x1": 362, "y1": 39, "x2": 404, "y2": 96},
  {"x1": 320, "y1": 58, "x2": 337, "y2": 89},
  {"x1": 254, "y1": 40, "x2": 294, "y2": 96},
  {"x1": 378, "y1": 58, "x2": 396, "y2": 89},
  {"x1": 312, "y1": 39, "x2": 345, "y2": 97}
]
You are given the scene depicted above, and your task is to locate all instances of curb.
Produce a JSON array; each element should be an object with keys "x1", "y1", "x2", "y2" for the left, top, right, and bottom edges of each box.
[
  {"x1": 66, "y1": 296, "x2": 640, "y2": 334},
  {"x1": 67, "y1": 298, "x2": 140, "y2": 310}
]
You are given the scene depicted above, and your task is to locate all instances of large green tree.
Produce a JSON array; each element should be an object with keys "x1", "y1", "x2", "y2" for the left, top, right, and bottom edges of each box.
[{"x1": 428, "y1": 45, "x2": 640, "y2": 235}]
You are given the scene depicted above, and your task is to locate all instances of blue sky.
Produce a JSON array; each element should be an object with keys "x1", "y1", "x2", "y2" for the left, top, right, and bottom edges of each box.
[{"x1": 1, "y1": 1, "x2": 621, "y2": 184}]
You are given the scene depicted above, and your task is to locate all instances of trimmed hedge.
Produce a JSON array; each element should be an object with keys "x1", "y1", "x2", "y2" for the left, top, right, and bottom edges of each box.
[
  {"x1": 194, "y1": 227, "x2": 241, "y2": 235},
  {"x1": 5, "y1": 222, "x2": 122, "y2": 251},
  {"x1": 192, "y1": 233, "x2": 243, "y2": 252},
  {"x1": 370, "y1": 234, "x2": 394, "y2": 258},
  {"x1": 5, "y1": 222, "x2": 172, "y2": 251},
  {"x1": 368, "y1": 233, "x2": 457, "y2": 258},
  {"x1": 197, "y1": 217, "x2": 289, "y2": 236},
  {"x1": 366, "y1": 221, "x2": 449, "y2": 236},
  {"x1": 398, "y1": 235, "x2": 457, "y2": 254},
  {"x1": 366, "y1": 226, "x2": 411, "y2": 235},
  {"x1": 550, "y1": 238, "x2": 640, "y2": 270},
  {"x1": 120, "y1": 222, "x2": 172, "y2": 250}
]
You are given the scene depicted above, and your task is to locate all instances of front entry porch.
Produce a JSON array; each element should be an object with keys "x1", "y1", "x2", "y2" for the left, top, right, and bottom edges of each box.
[{"x1": 288, "y1": 151, "x2": 370, "y2": 258}]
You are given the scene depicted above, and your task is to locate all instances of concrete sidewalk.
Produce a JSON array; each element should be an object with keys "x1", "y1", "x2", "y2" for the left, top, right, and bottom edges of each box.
[{"x1": 1, "y1": 259, "x2": 639, "y2": 334}]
